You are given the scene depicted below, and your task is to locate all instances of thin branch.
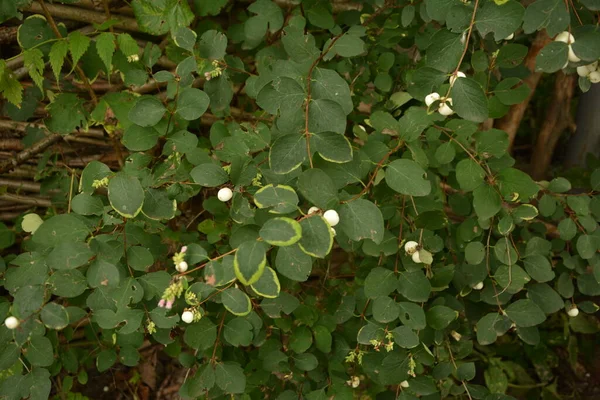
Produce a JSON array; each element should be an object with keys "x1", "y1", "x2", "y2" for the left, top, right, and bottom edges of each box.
[
  {"x1": 25, "y1": 1, "x2": 139, "y2": 32},
  {"x1": 0, "y1": 133, "x2": 62, "y2": 174}
]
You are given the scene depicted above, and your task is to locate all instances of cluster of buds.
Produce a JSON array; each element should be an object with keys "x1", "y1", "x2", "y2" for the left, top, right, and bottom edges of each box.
[
  {"x1": 146, "y1": 319, "x2": 156, "y2": 334},
  {"x1": 346, "y1": 376, "x2": 361, "y2": 389},
  {"x1": 185, "y1": 289, "x2": 199, "y2": 306},
  {"x1": 370, "y1": 331, "x2": 395, "y2": 352},
  {"x1": 345, "y1": 349, "x2": 365, "y2": 365},
  {"x1": 173, "y1": 246, "x2": 188, "y2": 273},
  {"x1": 92, "y1": 177, "x2": 110, "y2": 189},
  {"x1": 158, "y1": 279, "x2": 185, "y2": 309},
  {"x1": 127, "y1": 54, "x2": 140, "y2": 63},
  {"x1": 204, "y1": 60, "x2": 223, "y2": 81}
]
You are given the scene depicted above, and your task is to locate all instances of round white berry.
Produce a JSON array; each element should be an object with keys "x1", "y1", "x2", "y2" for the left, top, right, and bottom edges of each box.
[
  {"x1": 181, "y1": 310, "x2": 194, "y2": 323},
  {"x1": 323, "y1": 209, "x2": 340, "y2": 227},
  {"x1": 555, "y1": 31, "x2": 574, "y2": 44},
  {"x1": 568, "y1": 45, "x2": 581, "y2": 63},
  {"x1": 176, "y1": 261, "x2": 188, "y2": 273},
  {"x1": 473, "y1": 282, "x2": 484, "y2": 290},
  {"x1": 577, "y1": 65, "x2": 592, "y2": 77},
  {"x1": 217, "y1": 187, "x2": 233, "y2": 202},
  {"x1": 400, "y1": 380, "x2": 410, "y2": 388},
  {"x1": 504, "y1": 33, "x2": 514, "y2": 40},
  {"x1": 308, "y1": 206, "x2": 320, "y2": 215},
  {"x1": 425, "y1": 92, "x2": 441, "y2": 107},
  {"x1": 449, "y1": 71, "x2": 466, "y2": 86},
  {"x1": 589, "y1": 71, "x2": 600, "y2": 84},
  {"x1": 438, "y1": 101, "x2": 454, "y2": 116},
  {"x1": 567, "y1": 307, "x2": 579, "y2": 317},
  {"x1": 412, "y1": 251, "x2": 422, "y2": 264},
  {"x1": 4, "y1": 316, "x2": 19, "y2": 330},
  {"x1": 404, "y1": 240, "x2": 419, "y2": 255}
]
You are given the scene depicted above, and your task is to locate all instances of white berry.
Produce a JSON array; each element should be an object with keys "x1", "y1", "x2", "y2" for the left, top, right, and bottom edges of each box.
[
  {"x1": 425, "y1": 92, "x2": 440, "y2": 107},
  {"x1": 400, "y1": 380, "x2": 410, "y2": 388},
  {"x1": 181, "y1": 310, "x2": 194, "y2": 323},
  {"x1": 404, "y1": 241, "x2": 419, "y2": 255},
  {"x1": 308, "y1": 206, "x2": 320, "y2": 215},
  {"x1": 438, "y1": 101, "x2": 454, "y2": 116},
  {"x1": 589, "y1": 71, "x2": 600, "y2": 83},
  {"x1": 504, "y1": 33, "x2": 514, "y2": 40},
  {"x1": 567, "y1": 45, "x2": 581, "y2": 63},
  {"x1": 217, "y1": 187, "x2": 233, "y2": 202},
  {"x1": 176, "y1": 261, "x2": 188, "y2": 273},
  {"x1": 4, "y1": 316, "x2": 19, "y2": 330},
  {"x1": 555, "y1": 31, "x2": 574, "y2": 44},
  {"x1": 473, "y1": 282, "x2": 484, "y2": 290},
  {"x1": 323, "y1": 210, "x2": 340, "y2": 227},
  {"x1": 577, "y1": 65, "x2": 592, "y2": 77},
  {"x1": 449, "y1": 71, "x2": 466, "y2": 86},
  {"x1": 412, "y1": 251, "x2": 422, "y2": 264},
  {"x1": 567, "y1": 307, "x2": 579, "y2": 317}
]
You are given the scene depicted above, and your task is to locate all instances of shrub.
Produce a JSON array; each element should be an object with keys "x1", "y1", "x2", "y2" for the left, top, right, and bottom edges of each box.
[{"x1": 0, "y1": 0, "x2": 599, "y2": 399}]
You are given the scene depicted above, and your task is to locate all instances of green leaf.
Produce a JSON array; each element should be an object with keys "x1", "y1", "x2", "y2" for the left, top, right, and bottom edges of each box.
[
  {"x1": 46, "y1": 93, "x2": 88, "y2": 135},
  {"x1": 476, "y1": 313, "x2": 502, "y2": 345},
  {"x1": 254, "y1": 184, "x2": 299, "y2": 214},
  {"x1": 41, "y1": 302, "x2": 69, "y2": 330},
  {"x1": 127, "y1": 246, "x2": 154, "y2": 272},
  {"x1": 505, "y1": 299, "x2": 546, "y2": 327},
  {"x1": 523, "y1": 255, "x2": 554, "y2": 282},
  {"x1": 275, "y1": 244, "x2": 313, "y2": 282},
  {"x1": 576, "y1": 235, "x2": 597, "y2": 259},
  {"x1": 215, "y1": 362, "x2": 246, "y2": 394},
  {"x1": 435, "y1": 142, "x2": 456, "y2": 164},
  {"x1": 392, "y1": 326, "x2": 419, "y2": 348},
  {"x1": 25, "y1": 336, "x2": 54, "y2": 367},
  {"x1": 497, "y1": 168, "x2": 539, "y2": 201},
  {"x1": 535, "y1": 41, "x2": 568, "y2": 73},
  {"x1": 364, "y1": 267, "x2": 397, "y2": 299},
  {"x1": 297, "y1": 168, "x2": 338, "y2": 210},
  {"x1": 523, "y1": 0, "x2": 569, "y2": 37},
  {"x1": 465, "y1": 242, "x2": 485, "y2": 264},
  {"x1": 308, "y1": 99, "x2": 347, "y2": 134},
  {"x1": 386, "y1": 159, "x2": 431, "y2": 196},
  {"x1": 128, "y1": 96, "x2": 166, "y2": 127},
  {"x1": 298, "y1": 215, "x2": 333, "y2": 258},
  {"x1": 452, "y1": 77, "x2": 489, "y2": 123},
  {"x1": 571, "y1": 31, "x2": 600, "y2": 61},
  {"x1": 80, "y1": 160, "x2": 111, "y2": 194},
  {"x1": 234, "y1": 240, "x2": 267, "y2": 285},
  {"x1": 456, "y1": 158, "x2": 486, "y2": 191},
  {"x1": 473, "y1": 184, "x2": 502, "y2": 219},
  {"x1": 108, "y1": 173, "x2": 145, "y2": 218},
  {"x1": 260, "y1": 217, "x2": 302, "y2": 246},
  {"x1": 199, "y1": 30, "x2": 228, "y2": 59},
  {"x1": 332, "y1": 33, "x2": 365, "y2": 57},
  {"x1": 289, "y1": 325, "x2": 313, "y2": 353},
  {"x1": 49, "y1": 40, "x2": 68, "y2": 82},
  {"x1": 527, "y1": 283, "x2": 564, "y2": 314},
  {"x1": 426, "y1": 305, "x2": 458, "y2": 330},
  {"x1": 251, "y1": 267, "x2": 281, "y2": 298},
  {"x1": 47, "y1": 242, "x2": 93, "y2": 270},
  {"x1": 397, "y1": 270, "x2": 432, "y2": 302},
  {"x1": 95, "y1": 32, "x2": 115, "y2": 73},
  {"x1": 310, "y1": 68, "x2": 353, "y2": 114},
  {"x1": 96, "y1": 349, "x2": 117, "y2": 372},
  {"x1": 190, "y1": 163, "x2": 228, "y2": 187},
  {"x1": 33, "y1": 214, "x2": 89, "y2": 247},
  {"x1": 132, "y1": 0, "x2": 194, "y2": 35},
  {"x1": 68, "y1": 31, "x2": 91, "y2": 67},
  {"x1": 426, "y1": 30, "x2": 463, "y2": 72},
  {"x1": 495, "y1": 78, "x2": 531, "y2": 105},
  {"x1": 476, "y1": 1, "x2": 525, "y2": 41},
  {"x1": 47, "y1": 270, "x2": 88, "y2": 298},
  {"x1": 372, "y1": 296, "x2": 399, "y2": 323},
  {"x1": 142, "y1": 188, "x2": 176, "y2": 220},
  {"x1": 173, "y1": 26, "x2": 197, "y2": 51},
  {"x1": 176, "y1": 88, "x2": 210, "y2": 120},
  {"x1": 457, "y1": 362, "x2": 476, "y2": 381},
  {"x1": 310, "y1": 132, "x2": 353, "y2": 163},
  {"x1": 244, "y1": 0, "x2": 284, "y2": 44},
  {"x1": 269, "y1": 134, "x2": 307, "y2": 174},
  {"x1": 338, "y1": 199, "x2": 385, "y2": 244},
  {"x1": 184, "y1": 318, "x2": 217, "y2": 350},
  {"x1": 223, "y1": 318, "x2": 253, "y2": 347},
  {"x1": 222, "y1": 287, "x2": 252, "y2": 316}
]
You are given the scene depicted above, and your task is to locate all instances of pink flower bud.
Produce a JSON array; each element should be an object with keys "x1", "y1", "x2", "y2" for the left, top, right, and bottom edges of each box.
[
  {"x1": 165, "y1": 299, "x2": 174, "y2": 309},
  {"x1": 181, "y1": 246, "x2": 188, "y2": 253},
  {"x1": 158, "y1": 299, "x2": 166, "y2": 308}
]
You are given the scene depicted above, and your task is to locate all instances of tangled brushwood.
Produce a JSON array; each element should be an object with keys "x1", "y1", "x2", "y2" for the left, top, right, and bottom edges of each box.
[{"x1": 0, "y1": 0, "x2": 600, "y2": 399}]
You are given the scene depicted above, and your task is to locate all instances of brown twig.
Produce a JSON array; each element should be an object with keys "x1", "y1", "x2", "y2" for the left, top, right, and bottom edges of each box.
[
  {"x1": 0, "y1": 133, "x2": 62, "y2": 174},
  {"x1": 25, "y1": 1, "x2": 139, "y2": 32}
]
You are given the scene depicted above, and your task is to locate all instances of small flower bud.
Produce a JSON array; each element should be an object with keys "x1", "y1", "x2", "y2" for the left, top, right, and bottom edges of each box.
[
  {"x1": 158, "y1": 299, "x2": 166, "y2": 308},
  {"x1": 165, "y1": 299, "x2": 174, "y2": 309},
  {"x1": 308, "y1": 206, "x2": 320, "y2": 215}
]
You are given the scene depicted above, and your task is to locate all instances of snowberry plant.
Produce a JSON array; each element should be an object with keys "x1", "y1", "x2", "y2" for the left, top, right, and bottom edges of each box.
[{"x1": 0, "y1": 0, "x2": 600, "y2": 399}]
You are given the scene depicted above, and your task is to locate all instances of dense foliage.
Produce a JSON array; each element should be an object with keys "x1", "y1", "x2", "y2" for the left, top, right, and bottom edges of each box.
[{"x1": 1, "y1": 0, "x2": 600, "y2": 399}]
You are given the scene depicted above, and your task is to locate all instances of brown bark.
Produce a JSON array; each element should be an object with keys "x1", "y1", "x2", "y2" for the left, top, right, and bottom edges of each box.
[
  {"x1": 495, "y1": 31, "x2": 551, "y2": 150},
  {"x1": 530, "y1": 72, "x2": 576, "y2": 180}
]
